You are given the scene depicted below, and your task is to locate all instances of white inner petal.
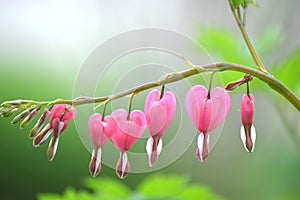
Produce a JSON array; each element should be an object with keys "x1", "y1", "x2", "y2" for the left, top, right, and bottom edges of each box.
[
  {"x1": 52, "y1": 137, "x2": 59, "y2": 159},
  {"x1": 57, "y1": 121, "x2": 65, "y2": 135},
  {"x1": 251, "y1": 125, "x2": 256, "y2": 152},
  {"x1": 121, "y1": 152, "x2": 128, "y2": 177},
  {"x1": 94, "y1": 148, "x2": 102, "y2": 176},
  {"x1": 146, "y1": 137, "x2": 153, "y2": 157},
  {"x1": 38, "y1": 129, "x2": 53, "y2": 146},
  {"x1": 197, "y1": 133, "x2": 204, "y2": 161},
  {"x1": 240, "y1": 125, "x2": 248, "y2": 152},
  {"x1": 157, "y1": 138, "x2": 163, "y2": 156}
]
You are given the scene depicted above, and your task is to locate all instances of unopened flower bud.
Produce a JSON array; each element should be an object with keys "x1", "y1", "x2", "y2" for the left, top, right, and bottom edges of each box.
[
  {"x1": 225, "y1": 75, "x2": 253, "y2": 91},
  {"x1": 0, "y1": 100, "x2": 32, "y2": 107},
  {"x1": 47, "y1": 136, "x2": 59, "y2": 161},
  {"x1": 240, "y1": 94, "x2": 256, "y2": 153},
  {"x1": 33, "y1": 124, "x2": 52, "y2": 147},
  {"x1": 0, "y1": 107, "x2": 20, "y2": 118},
  {"x1": 11, "y1": 107, "x2": 34, "y2": 125},
  {"x1": 20, "y1": 107, "x2": 40, "y2": 129},
  {"x1": 30, "y1": 109, "x2": 51, "y2": 138}
]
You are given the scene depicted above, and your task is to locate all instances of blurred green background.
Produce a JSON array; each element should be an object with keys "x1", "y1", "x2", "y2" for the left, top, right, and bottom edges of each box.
[{"x1": 1, "y1": 1, "x2": 300, "y2": 200}]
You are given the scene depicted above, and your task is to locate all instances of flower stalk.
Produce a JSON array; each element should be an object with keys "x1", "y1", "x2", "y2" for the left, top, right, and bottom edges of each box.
[
  {"x1": 1, "y1": 62, "x2": 299, "y2": 112},
  {"x1": 228, "y1": 0, "x2": 268, "y2": 74}
]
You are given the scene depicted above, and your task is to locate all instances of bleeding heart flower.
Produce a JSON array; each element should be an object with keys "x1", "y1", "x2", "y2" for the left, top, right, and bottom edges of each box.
[
  {"x1": 33, "y1": 104, "x2": 76, "y2": 161},
  {"x1": 144, "y1": 89, "x2": 176, "y2": 167},
  {"x1": 240, "y1": 94, "x2": 256, "y2": 153},
  {"x1": 88, "y1": 113, "x2": 116, "y2": 177},
  {"x1": 111, "y1": 109, "x2": 147, "y2": 179},
  {"x1": 185, "y1": 85, "x2": 230, "y2": 162}
]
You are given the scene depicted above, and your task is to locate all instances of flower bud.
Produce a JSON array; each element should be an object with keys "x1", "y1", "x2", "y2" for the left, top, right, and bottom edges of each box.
[
  {"x1": 240, "y1": 94, "x2": 256, "y2": 153},
  {"x1": 11, "y1": 107, "x2": 34, "y2": 125},
  {"x1": 20, "y1": 107, "x2": 40, "y2": 129},
  {"x1": 0, "y1": 107, "x2": 20, "y2": 118},
  {"x1": 0, "y1": 100, "x2": 32, "y2": 107},
  {"x1": 33, "y1": 124, "x2": 52, "y2": 147},
  {"x1": 225, "y1": 75, "x2": 253, "y2": 91},
  {"x1": 30, "y1": 109, "x2": 51, "y2": 138},
  {"x1": 47, "y1": 136, "x2": 59, "y2": 161}
]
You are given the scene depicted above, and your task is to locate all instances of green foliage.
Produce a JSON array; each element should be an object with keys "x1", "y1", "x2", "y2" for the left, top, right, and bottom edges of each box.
[
  {"x1": 274, "y1": 48, "x2": 300, "y2": 96},
  {"x1": 231, "y1": 0, "x2": 258, "y2": 9},
  {"x1": 231, "y1": 0, "x2": 242, "y2": 9},
  {"x1": 196, "y1": 26, "x2": 279, "y2": 86},
  {"x1": 37, "y1": 175, "x2": 224, "y2": 200}
]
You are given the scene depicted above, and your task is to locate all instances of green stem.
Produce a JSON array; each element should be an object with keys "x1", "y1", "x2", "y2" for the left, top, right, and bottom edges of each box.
[
  {"x1": 40, "y1": 62, "x2": 299, "y2": 112},
  {"x1": 228, "y1": 0, "x2": 268, "y2": 74},
  {"x1": 127, "y1": 93, "x2": 136, "y2": 120}
]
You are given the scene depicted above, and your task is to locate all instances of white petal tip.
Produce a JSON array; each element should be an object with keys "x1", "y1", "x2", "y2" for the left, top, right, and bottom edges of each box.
[
  {"x1": 240, "y1": 125, "x2": 256, "y2": 153},
  {"x1": 197, "y1": 133, "x2": 209, "y2": 162},
  {"x1": 146, "y1": 137, "x2": 162, "y2": 167}
]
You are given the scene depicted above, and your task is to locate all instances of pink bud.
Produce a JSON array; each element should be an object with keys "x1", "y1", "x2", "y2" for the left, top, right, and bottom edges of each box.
[
  {"x1": 43, "y1": 104, "x2": 76, "y2": 161},
  {"x1": 144, "y1": 89, "x2": 176, "y2": 167},
  {"x1": 185, "y1": 85, "x2": 230, "y2": 161},
  {"x1": 88, "y1": 113, "x2": 116, "y2": 177},
  {"x1": 50, "y1": 104, "x2": 76, "y2": 137},
  {"x1": 240, "y1": 94, "x2": 256, "y2": 153}
]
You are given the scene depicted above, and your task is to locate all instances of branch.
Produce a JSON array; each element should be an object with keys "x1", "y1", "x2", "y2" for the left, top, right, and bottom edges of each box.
[{"x1": 26, "y1": 62, "x2": 298, "y2": 112}]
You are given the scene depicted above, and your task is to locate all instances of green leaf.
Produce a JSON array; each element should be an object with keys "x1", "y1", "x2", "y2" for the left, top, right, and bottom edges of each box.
[
  {"x1": 249, "y1": 0, "x2": 258, "y2": 7},
  {"x1": 37, "y1": 193, "x2": 61, "y2": 200},
  {"x1": 196, "y1": 26, "x2": 252, "y2": 85},
  {"x1": 274, "y1": 49, "x2": 300, "y2": 96},
  {"x1": 179, "y1": 185, "x2": 225, "y2": 200},
  {"x1": 241, "y1": 0, "x2": 258, "y2": 8},
  {"x1": 84, "y1": 177, "x2": 131, "y2": 198},
  {"x1": 232, "y1": 0, "x2": 243, "y2": 9},
  {"x1": 196, "y1": 26, "x2": 251, "y2": 65},
  {"x1": 255, "y1": 28, "x2": 281, "y2": 58},
  {"x1": 136, "y1": 175, "x2": 188, "y2": 198}
]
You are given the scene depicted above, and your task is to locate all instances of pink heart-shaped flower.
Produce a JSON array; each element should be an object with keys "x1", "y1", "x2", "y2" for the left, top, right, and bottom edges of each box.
[
  {"x1": 111, "y1": 109, "x2": 147, "y2": 151},
  {"x1": 145, "y1": 89, "x2": 176, "y2": 138},
  {"x1": 185, "y1": 85, "x2": 230, "y2": 133},
  {"x1": 88, "y1": 113, "x2": 116, "y2": 177},
  {"x1": 88, "y1": 113, "x2": 116, "y2": 148}
]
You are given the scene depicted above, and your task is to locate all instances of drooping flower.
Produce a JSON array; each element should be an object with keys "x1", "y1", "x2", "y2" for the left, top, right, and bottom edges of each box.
[
  {"x1": 33, "y1": 104, "x2": 76, "y2": 161},
  {"x1": 110, "y1": 109, "x2": 147, "y2": 179},
  {"x1": 88, "y1": 113, "x2": 116, "y2": 177},
  {"x1": 144, "y1": 89, "x2": 176, "y2": 167},
  {"x1": 240, "y1": 94, "x2": 256, "y2": 153},
  {"x1": 185, "y1": 85, "x2": 230, "y2": 162}
]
